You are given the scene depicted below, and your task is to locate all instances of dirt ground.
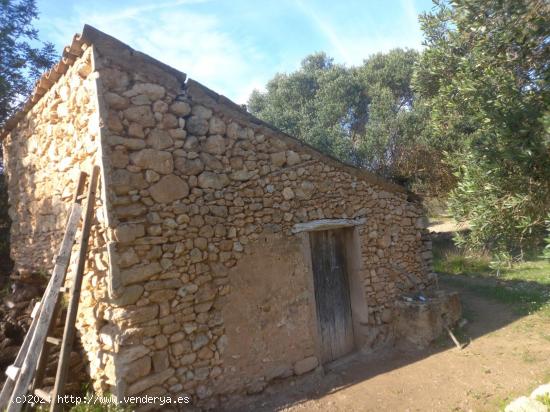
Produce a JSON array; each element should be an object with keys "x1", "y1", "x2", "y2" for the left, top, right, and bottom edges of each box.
[
  {"x1": 428, "y1": 217, "x2": 468, "y2": 234},
  {"x1": 228, "y1": 280, "x2": 550, "y2": 412}
]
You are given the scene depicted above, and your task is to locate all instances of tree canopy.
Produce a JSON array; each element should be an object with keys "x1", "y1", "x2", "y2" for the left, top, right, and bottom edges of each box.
[
  {"x1": 249, "y1": 0, "x2": 550, "y2": 258},
  {"x1": 0, "y1": 0, "x2": 57, "y2": 126},
  {"x1": 414, "y1": 0, "x2": 550, "y2": 257},
  {"x1": 248, "y1": 48, "x2": 447, "y2": 191}
]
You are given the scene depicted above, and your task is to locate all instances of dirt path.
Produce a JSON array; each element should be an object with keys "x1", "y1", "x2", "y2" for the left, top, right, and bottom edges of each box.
[
  {"x1": 231, "y1": 281, "x2": 550, "y2": 412},
  {"x1": 428, "y1": 217, "x2": 469, "y2": 234}
]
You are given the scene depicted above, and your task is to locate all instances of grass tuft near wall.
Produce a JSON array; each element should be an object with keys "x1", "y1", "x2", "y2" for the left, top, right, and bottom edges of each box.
[{"x1": 432, "y1": 233, "x2": 550, "y2": 317}]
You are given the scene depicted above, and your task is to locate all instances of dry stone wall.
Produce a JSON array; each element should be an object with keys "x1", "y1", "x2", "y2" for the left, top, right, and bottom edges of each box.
[
  {"x1": 89, "y1": 46, "x2": 433, "y2": 407},
  {"x1": 3, "y1": 47, "x2": 102, "y2": 274},
  {"x1": 2, "y1": 46, "x2": 113, "y2": 392},
  {"x1": 3, "y1": 38, "x2": 433, "y2": 409}
]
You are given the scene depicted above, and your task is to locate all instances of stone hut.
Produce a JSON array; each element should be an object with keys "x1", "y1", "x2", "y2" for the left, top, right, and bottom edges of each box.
[{"x1": 1, "y1": 25, "x2": 436, "y2": 407}]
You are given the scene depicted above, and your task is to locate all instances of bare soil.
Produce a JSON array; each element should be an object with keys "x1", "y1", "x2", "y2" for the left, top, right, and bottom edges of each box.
[
  {"x1": 428, "y1": 217, "x2": 469, "y2": 234},
  {"x1": 229, "y1": 280, "x2": 550, "y2": 412}
]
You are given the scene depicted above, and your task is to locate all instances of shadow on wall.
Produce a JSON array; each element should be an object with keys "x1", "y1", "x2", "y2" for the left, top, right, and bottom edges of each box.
[{"x1": 0, "y1": 171, "x2": 14, "y2": 282}]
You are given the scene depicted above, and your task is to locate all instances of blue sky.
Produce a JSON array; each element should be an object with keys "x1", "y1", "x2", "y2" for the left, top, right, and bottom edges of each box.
[{"x1": 36, "y1": 0, "x2": 434, "y2": 103}]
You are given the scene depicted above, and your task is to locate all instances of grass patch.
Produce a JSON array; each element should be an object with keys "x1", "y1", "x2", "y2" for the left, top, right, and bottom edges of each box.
[
  {"x1": 433, "y1": 251, "x2": 491, "y2": 276},
  {"x1": 434, "y1": 240, "x2": 550, "y2": 316},
  {"x1": 70, "y1": 402, "x2": 131, "y2": 412},
  {"x1": 441, "y1": 274, "x2": 550, "y2": 316},
  {"x1": 496, "y1": 260, "x2": 550, "y2": 286},
  {"x1": 36, "y1": 394, "x2": 132, "y2": 412},
  {"x1": 521, "y1": 350, "x2": 538, "y2": 364},
  {"x1": 537, "y1": 394, "x2": 550, "y2": 408}
]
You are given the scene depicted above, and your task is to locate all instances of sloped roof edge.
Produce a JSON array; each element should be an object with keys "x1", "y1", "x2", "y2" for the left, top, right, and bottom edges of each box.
[
  {"x1": 184, "y1": 79, "x2": 411, "y2": 196},
  {"x1": 1, "y1": 24, "x2": 413, "y2": 198},
  {"x1": 0, "y1": 32, "x2": 88, "y2": 139}
]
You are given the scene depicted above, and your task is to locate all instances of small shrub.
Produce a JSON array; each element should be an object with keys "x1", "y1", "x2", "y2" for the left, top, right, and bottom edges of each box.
[
  {"x1": 537, "y1": 394, "x2": 550, "y2": 408},
  {"x1": 433, "y1": 249, "x2": 491, "y2": 276}
]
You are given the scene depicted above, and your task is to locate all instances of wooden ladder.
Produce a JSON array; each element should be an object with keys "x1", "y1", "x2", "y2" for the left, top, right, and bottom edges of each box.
[{"x1": 0, "y1": 166, "x2": 99, "y2": 412}]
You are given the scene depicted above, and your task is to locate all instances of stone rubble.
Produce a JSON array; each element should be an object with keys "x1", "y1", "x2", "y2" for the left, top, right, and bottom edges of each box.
[{"x1": 0, "y1": 273, "x2": 88, "y2": 391}]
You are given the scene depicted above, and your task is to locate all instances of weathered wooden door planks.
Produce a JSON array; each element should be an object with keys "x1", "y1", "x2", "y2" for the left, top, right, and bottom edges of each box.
[{"x1": 309, "y1": 229, "x2": 355, "y2": 363}]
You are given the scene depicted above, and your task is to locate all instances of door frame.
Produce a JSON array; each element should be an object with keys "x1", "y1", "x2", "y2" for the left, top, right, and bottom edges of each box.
[{"x1": 295, "y1": 220, "x2": 370, "y2": 366}]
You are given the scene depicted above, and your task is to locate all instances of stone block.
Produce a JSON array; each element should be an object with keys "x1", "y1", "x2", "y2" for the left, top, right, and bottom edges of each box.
[
  {"x1": 120, "y1": 262, "x2": 162, "y2": 286},
  {"x1": 294, "y1": 356, "x2": 318, "y2": 375},
  {"x1": 124, "y1": 106, "x2": 155, "y2": 127},
  {"x1": 148, "y1": 174, "x2": 189, "y2": 203},
  {"x1": 186, "y1": 116, "x2": 209, "y2": 135},
  {"x1": 270, "y1": 151, "x2": 286, "y2": 167},
  {"x1": 197, "y1": 172, "x2": 229, "y2": 189},
  {"x1": 130, "y1": 149, "x2": 174, "y2": 174},
  {"x1": 112, "y1": 305, "x2": 159, "y2": 325},
  {"x1": 152, "y1": 350, "x2": 169, "y2": 373},
  {"x1": 111, "y1": 284, "x2": 144, "y2": 306},
  {"x1": 146, "y1": 129, "x2": 174, "y2": 150},
  {"x1": 170, "y1": 101, "x2": 191, "y2": 116},
  {"x1": 127, "y1": 368, "x2": 175, "y2": 396},
  {"x1": 123, "y1": 356, "x2": 151, "y2": 383}
]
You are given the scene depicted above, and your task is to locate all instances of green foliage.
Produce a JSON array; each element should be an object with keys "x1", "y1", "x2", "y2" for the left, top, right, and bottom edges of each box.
[
  {"x1": 415, "y1": 0, "x2": 550, "y2": 257},
  {"x1": 248, "y1": 49, "x2": 448, "y2": 192},
  {"x1": 448, "y1": 149, "x2": 548, "y2": 257},
  {"x1": 433, "y1": 249, "x2": 491, "y2": 275},
  {"x1": 433, "y1": 231, "x2": 550, "y2": 316},
  {"x1": 248, "y1": 52, "x2": 360, "y2": 163},
  {"x1": 543, "y1": 214, "x2": 550, "y2": 260},
  {"x1": 357, "y1": 50, "x2": 436, "y2": 183},
  {"x1": 69, "y1": 401, "x2": 131, "y2": 412},
  {"x1": 537, "y1": 394, "x2": 550, "y2": 408},
  {"x1": 435, "y1": 248, "x2": 550, "y2": 316},
  {"x1": 0, "y1": 0, "x2": 57, "y2": 125}
]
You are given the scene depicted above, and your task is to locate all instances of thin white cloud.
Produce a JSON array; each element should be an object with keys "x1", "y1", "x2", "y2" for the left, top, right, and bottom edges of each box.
[
  {"x1": 400, "y1": 0, "x2": 424, "y2": 46},
  {"x1": 236, "y1": 79, "x2": 267, "y2": 105},
  {"x1": 37, "y1": 0, "x2": 427, "y2": 103},
  {"x1": 294, "y1": 0, "x2": 352, "y2": 63},
  {"x1": 292, "y1": 0, "x2": 424, "y2": 66},
  {"x1": 38, "y1": 1, "x2": 267, "y2": 103}
]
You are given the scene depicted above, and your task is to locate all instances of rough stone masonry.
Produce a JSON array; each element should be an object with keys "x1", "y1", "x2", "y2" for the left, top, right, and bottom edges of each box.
[{"x1": 1, "y1": 25, "x2": 436, "y2": 409}]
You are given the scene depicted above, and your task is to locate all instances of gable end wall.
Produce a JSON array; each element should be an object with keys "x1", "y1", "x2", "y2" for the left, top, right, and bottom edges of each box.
[
  {"x1": 1, "y1": 46, "x2": 116, "y2": 389},
  {"x1": 87, "y1": 42, "x2": 433, "y2": 406}
]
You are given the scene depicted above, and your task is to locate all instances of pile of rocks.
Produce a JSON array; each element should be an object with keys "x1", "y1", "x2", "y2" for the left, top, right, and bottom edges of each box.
[
  {"x1": 0, "y1": 273, "x2": 89, "y2": 393},
  {"x1": 0, "y1": 273, "x2": 44, "y2": 381}
]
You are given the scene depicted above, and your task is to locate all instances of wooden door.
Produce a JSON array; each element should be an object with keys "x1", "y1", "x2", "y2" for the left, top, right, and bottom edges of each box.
[{"x1": 309, "y1": 229, "x2": 355, "y2": 363}]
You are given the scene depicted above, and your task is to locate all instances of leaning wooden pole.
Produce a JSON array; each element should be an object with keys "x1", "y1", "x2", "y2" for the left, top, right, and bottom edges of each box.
[
  {"x1": 0, "y1": 172, "x2": 87, "y2": 409},
  {"x1": 445, "y1": 326, "x2": 463, "y2": 350},
  {"x1": 31, "y1": 172, "x2": 88, "y2": 396},
  {"x1": 50, "y1": 166, "x2": 99, "y2": 412}
]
